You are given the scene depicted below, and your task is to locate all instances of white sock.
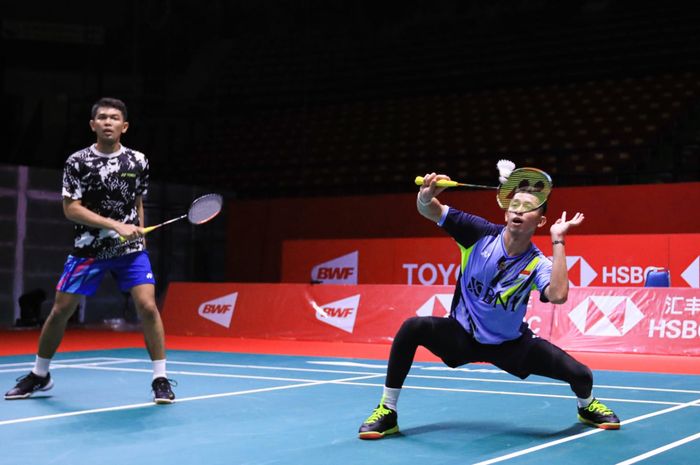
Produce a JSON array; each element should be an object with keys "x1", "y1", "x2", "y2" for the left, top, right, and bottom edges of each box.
[
  {"x1": 381, "y1": 387, "x2": 401, "y2": 410},
  {"x1": 32, "y1": 356, "x2": 51, "y2": 378},
  {"x1": 577, "y1": 395, "x2": 593, "y2": 408},
  {"x1": 152, "y1": 359, "x2": 167, "y2": 380}
]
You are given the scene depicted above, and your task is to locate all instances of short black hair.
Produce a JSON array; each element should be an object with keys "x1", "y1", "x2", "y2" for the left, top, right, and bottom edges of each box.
[{"x1": 91, "y1": 97, "x2": 127, "y2": 120}]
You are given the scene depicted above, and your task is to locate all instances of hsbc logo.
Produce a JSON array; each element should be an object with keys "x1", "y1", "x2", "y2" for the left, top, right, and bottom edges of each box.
[
  {"x1": 313, "y1": 294, "x2": 360, "y2": 333},
  {"x1": 311, "y1": 251, "x2": 358, "y2": 284},
  {"x1": 681, "y1": 256, "x2": 699, "y2": 288},
  {"x1": 566, "y1": 256, "x2": 597, "y2": 287},
  {"x1": 568, "y1": 295, "x2": 644, "y2": 337},
  {"x1": 198, "y1": 292, "x2": 238, "y2": 328},
  {"x1": 415, "y1": 294, "x2": 453, "y2": 317}
]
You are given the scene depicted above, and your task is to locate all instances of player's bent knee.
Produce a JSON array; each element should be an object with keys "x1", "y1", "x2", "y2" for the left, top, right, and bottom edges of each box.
[{"x1": 136, "y1": 304, "x2": 160, "y2": 322}]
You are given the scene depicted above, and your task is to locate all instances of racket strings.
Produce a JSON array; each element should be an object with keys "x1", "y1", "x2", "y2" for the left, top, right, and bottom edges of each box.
[
  {"x1": 188, "y1": 194, "x2": 223, "y2": 224},
  {"x1": 497, "y1": 168, "x2": 552, "y2": 211}
]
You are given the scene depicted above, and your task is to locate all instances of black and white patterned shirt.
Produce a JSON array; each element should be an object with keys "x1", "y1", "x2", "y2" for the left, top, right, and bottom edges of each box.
[{"x1": 62, "y1": 145, "x2": 149, "y2": 259}]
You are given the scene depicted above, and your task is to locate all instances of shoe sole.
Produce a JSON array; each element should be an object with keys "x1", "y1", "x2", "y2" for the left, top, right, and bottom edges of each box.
[
  {"x1": 153, "y1": 397, "x2": 175, "y2": 405},
  {"x1": 578, "y1": 414, "x2": 620, "y2": 430},
  {"x1": 358, "y1": 426, "x2": 400, "y2": 440},
  {"x1": 4, "y1": 379, "x2": 54, "y2": 400}
]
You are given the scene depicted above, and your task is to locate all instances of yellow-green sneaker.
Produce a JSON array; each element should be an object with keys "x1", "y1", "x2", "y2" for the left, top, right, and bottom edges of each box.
[
  {"x1": 578, "y1": 398, "x2": 620, "y2": 430},
  {"x1": 358, "y1": 404, "x2": 399, "y2": 439}
]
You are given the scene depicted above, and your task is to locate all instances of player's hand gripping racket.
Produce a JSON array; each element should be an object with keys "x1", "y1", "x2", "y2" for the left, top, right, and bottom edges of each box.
[{"x1": 120, "y1": 193, "x2": 223, "y2": 241}]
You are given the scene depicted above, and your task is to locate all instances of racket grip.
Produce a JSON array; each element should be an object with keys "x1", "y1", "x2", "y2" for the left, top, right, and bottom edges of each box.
[
  {"x1": 414, "y1": 176, "x2": 458, "y2": 187},
  {"x1": 119, "y1": 225, "x2": 158, "y2": 242}
]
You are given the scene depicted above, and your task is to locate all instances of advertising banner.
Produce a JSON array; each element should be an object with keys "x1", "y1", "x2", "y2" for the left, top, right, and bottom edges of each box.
[
  {"x1": 162, "y1": 283, "x2": 700, "y2": 356},
  {"x1": 282, "y1": 234, "x2": 700, "y2": 288}
]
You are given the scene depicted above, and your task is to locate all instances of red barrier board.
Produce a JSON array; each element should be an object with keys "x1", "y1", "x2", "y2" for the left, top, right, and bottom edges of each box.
[
  {"x1": 162, "y1": 283, "x2": 700, "y2": 356},
  {"x1": 282, "y1": 234, "x2": 700, "y2": 287},
  {"x1": 542, "y1": 287, "x2": 700, "y2": 356}
]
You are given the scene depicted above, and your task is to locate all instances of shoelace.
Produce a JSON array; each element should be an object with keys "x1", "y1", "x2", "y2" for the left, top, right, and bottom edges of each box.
[
  {"x1": 152, "y1": 378, "x2": 178, "y2": 392},
  {"x1": 365, "y1": 405, "x2": 393, "y2": 423},
  {"x1": 15, "y1": 373, "x2": 42, "y2": 384},
  {"x1": 586, "y1": 400, "x2": 613, "y2": 415}
]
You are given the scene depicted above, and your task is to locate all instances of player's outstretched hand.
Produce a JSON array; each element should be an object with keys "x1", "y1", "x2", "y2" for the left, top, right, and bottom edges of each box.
[{"x1": 550, "y1": 211, "x2": 584, "y2": 238}]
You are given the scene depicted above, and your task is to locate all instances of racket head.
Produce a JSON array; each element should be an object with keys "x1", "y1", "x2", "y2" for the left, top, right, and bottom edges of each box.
[
  {"x1": 187, "y1": 193, "x2": 224, "y2": 225},
  {"x1": 497, "y1": 167, "x2": 552, "y2": 212}
]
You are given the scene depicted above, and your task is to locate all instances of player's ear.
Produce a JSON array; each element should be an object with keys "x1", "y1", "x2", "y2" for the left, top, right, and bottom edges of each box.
[
  {"x1": 89, "y1": 119, "x2": 96, "y2": 132},
  {"x1": 537, "y1": 215, "x2": 547, "y2": 228},
  {"x1": 121, "y1": 121, "x2": 129, "y2": 133}
]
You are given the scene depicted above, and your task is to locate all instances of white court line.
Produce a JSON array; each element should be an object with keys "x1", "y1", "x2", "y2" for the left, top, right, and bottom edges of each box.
[
  {"x1": 470, "y1": 398, "x2": 700, "y2": 465},
  {"x1": 338, "y1": 381, "x2": 691, "y2": 407},
  {"x1": 51, "y1": 364, "x2": 700, "y2": 408},
  {"x1": 62, "y1": 364, "x2": 350, "y2": 383},
  {"x1": 0, "y1": 357, "x2": 130, "y2": 368},
  {"x1": 7, "y1": 357, "x2": 698, "y2": 397},
  {"x1": 0, "y1": 373, "x2": 383, "y2": 427},
  {"x1": 117, "y1": 359, "x2": 700, "y2": 396},
  {"x1": 615, "y1": 430, "x2": 700, "y2": 465},
  {"x1": 0, "y1": 358, "x2": 146, "y2": 374}
]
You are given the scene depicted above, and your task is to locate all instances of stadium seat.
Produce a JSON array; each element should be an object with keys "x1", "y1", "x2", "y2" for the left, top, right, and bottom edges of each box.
[{"x1": 644, "y1": 268, "x2": 671, "y2": 287}]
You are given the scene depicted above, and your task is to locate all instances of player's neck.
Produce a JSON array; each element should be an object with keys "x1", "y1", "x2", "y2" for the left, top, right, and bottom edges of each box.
[
  {"x1": 94, "y1": 141, "x2": 122, "y2": 154},
  {"x1": 502, "y1": 230, "x2": 532, "y2": 257}
]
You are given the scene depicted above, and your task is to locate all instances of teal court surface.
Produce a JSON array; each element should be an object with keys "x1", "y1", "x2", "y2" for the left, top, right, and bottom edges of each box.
[{"x1": 2, "y1": 348, "x2": 699, "y2": 465}]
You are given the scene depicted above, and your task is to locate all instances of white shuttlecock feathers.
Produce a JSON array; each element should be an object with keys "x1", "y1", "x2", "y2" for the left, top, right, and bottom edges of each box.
[{"x1": 497, "y1": 159, "x2": 516, "y2": 184}]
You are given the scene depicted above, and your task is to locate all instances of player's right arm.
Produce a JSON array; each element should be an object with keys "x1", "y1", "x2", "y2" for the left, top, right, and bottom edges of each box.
[
  {"x1": 416, "y1": 172, "x2": 450, "y2": 223},
  {"x1": 63, "y1": 198, "x2": 142, "y2": 240}
]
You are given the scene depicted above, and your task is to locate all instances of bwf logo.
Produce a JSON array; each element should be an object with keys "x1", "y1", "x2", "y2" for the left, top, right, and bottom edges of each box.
[
  {"x1": 198, "y1": 292, "x2": 238, "y2": 328},
  {"x1": 566, "y1": 256, "x2": 597, "y2": 287},
  {"x1": 568, "y1": 295, "x2": 644, "y2": 336},
  {"x1": 311, "y1": 251, "x2": 358, "y2": 284},
  {"x1": 313, "y1": 294, "x2": 360, "y2": 333}
]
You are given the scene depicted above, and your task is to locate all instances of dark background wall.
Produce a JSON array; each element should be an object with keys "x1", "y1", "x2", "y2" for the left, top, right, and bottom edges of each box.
[
  {"x1": 2, "y1": 0, "x2": 700, "y2": 323},
  {"x1": 3, "y1": 0, "x2": 700, "y2": 195}
]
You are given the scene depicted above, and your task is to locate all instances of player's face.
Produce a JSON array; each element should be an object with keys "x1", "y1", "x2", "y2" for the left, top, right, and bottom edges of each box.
[
  {"x1": 90, "y1": 107, "x2": 128, "y2": 144},
  {"x1": 504, "y1": 192, "x2": 546, "y2": 236}
]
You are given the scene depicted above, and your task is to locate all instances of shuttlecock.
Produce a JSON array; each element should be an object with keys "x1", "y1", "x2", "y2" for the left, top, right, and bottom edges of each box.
[{"x1": 497, "y1": 159, "x2": 515, "y2": 184}]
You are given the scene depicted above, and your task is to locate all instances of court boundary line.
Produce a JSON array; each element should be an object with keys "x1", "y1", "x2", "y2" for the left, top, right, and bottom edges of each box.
[
  {"x1": 0, "y1": 372, "x2": 383, "y2": 427},
  {"x1": 469, "y1": 398, "x2": 700, "y2": 465},
  {"x1": 615, "y1": 430, "x2": 700, "y2": 465},
  {"x1": 7, "y1": 362, "x2": 697, "y2": 409},
  {"x1": 4, "y1": 356, "x2": 695, "y2": 396}
]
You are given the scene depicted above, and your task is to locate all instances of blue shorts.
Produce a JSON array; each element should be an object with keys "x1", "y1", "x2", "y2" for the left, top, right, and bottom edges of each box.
[{"x1": 56, "y1": 251, "x2": 156, "y2": 295}]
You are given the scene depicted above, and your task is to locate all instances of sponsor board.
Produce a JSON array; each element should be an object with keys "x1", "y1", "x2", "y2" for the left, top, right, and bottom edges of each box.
[{"x1": 283, "y1": 234, "x2": 700, "y2": 287}]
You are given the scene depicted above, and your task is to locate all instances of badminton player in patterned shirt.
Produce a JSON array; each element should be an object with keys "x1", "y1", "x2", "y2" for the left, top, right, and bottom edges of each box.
[
  {"x1": 358, "y1": 171, "x2": 620, "y2": 439},
  {"x1": 5, "y1": 97, "x2": 175, "y2": 404}
]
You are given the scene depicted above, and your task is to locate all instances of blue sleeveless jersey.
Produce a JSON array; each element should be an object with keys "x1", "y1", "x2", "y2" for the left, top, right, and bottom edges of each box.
[{"x1": 440, "y1": 208, "x2": 552, "y2": 344}]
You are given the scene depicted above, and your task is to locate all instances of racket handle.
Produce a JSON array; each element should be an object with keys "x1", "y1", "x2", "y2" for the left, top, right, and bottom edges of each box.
[
  {"x1": 119, "y1": 225, "x2": 159, "y2": 242},
  {"x1": 414, "y1": 176, "x2": 459, "y2": 187}
]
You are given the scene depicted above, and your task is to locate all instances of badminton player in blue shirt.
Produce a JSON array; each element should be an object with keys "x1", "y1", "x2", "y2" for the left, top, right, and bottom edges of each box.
[{"x1": 359, "y1": 170, "x2": 620, "y2": 439}]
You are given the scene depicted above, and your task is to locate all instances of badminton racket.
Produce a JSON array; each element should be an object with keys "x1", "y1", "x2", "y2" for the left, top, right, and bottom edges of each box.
[
  {"x1": 414, "y1": 167, "x2": 552, "y2": 212},
  {"x1": 120, "y1": 193, "x2": 223, "y2": 241}
]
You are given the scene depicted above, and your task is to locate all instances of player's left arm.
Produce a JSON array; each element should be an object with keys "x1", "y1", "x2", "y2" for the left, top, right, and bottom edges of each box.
[{"x1": 544, "y1": 211, "x2": 585, "y2": 304}]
